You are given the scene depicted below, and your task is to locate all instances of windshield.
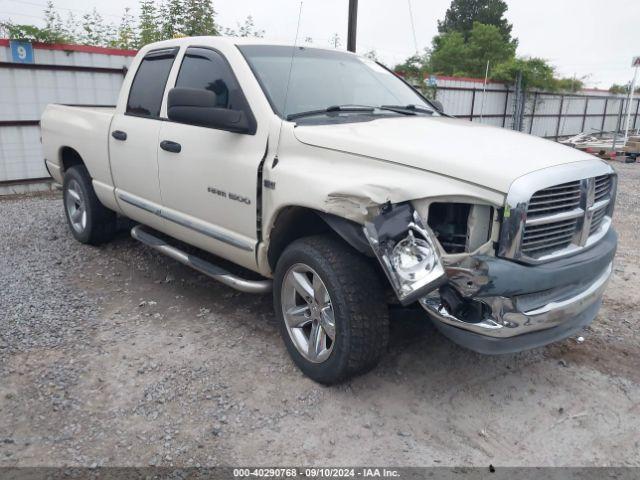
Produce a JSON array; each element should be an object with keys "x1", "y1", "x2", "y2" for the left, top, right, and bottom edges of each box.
[{"x1": 238, "y1": 45, "x2": 436, "y2": 120}]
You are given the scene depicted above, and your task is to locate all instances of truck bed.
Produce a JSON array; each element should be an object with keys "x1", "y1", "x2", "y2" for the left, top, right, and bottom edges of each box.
[{"x1": 40, "y1": 104, "x2": 116, "y2": 186}]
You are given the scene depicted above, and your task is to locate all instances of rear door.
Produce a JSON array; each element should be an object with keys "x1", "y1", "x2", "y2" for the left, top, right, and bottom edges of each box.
[
  {"x1": 109, "y1": 48, "x2": 178, "y2": 227},
  {"x1": 156, "y1": 47, "x2": 268, "y2": 268}
]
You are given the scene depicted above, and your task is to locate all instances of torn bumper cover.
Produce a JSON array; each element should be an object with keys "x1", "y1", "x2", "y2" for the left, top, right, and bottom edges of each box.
[{"x1": 420, "y1": 229, "x2": 617, "y2": 354}]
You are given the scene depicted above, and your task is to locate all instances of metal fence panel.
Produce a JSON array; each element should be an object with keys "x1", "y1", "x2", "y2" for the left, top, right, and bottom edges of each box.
[
  {"x1": 0, "y1": 126, "x2": 42, "y2": 182},
  {"x1": 2, "y1": 59, "x2": 640, "y2": 184},
  {"x1": 432, "y1": 76, "x2": 638, "y2": 140},
  {"x1": 0, "y1": 40, "x2": 134, "y2": 183}
]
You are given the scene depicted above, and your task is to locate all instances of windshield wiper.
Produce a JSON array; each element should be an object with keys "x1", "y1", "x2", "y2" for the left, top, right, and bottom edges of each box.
[
  {"x1": 379, "y1": 104, "x2": 434, "y2": 115},
  {"x1": 286, "y1": 105, "x2": 375, "y2": 121}
]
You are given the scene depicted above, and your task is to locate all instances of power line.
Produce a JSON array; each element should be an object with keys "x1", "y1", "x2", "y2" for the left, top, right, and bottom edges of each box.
[
  {"x1": 5, "y1": 0, "x2": 56, "y2": 8},
  {"x1": 4, "y1": 0, "x2": 123, "y2": 20},
  {"x1": 0, "y1": 10, "x2": 43, "y2": 20}
]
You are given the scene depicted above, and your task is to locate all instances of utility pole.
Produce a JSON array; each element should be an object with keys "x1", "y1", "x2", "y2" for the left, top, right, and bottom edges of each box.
[
  {"x1": 479, "y1": 60, "x2": 490, "y2": 122},
  {"x1": 623, "y1": 57, "x2": 639, "y2": 142},
  {"x1": 347, "y1": 0, "x2": 358, "y2": 52}
]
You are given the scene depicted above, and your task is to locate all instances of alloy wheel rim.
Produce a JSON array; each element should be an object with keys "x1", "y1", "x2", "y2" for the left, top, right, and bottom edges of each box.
[
  {"x1": 281, "y1": 263, "x2": 336, "y2": 363},
  {"x1": 65, "y1": 179, "x2": 87, "y2": 233}
]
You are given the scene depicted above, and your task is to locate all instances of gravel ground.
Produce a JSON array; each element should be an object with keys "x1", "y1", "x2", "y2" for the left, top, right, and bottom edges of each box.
[{"x1": 1, "y1": 162, "x2": 639, "y2": 467}]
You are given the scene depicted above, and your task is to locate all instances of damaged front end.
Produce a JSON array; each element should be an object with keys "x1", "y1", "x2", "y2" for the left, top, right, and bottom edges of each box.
[
  {"x1": 417, "y1": 237, "x2": 614, "y2": 354},
  {"x1": 363, "y1": 198, "x2": 616, "y2": 355},
  {"x1": 363, "y1": 200, "x2": 497, "y2": 307}
]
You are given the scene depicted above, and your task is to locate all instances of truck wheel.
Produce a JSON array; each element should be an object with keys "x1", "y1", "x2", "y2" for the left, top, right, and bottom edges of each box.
[
  {"x1": 274, "y1": 235, "x2": 389, "y2": 384},
  {"x1": 63, "y1": 165, "x2": 116, "y2": 245}
]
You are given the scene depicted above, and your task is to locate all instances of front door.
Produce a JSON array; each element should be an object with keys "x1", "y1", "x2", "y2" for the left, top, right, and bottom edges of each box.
[{"x1": 157, "y1": 47, "x2": 268, "y2": 267}]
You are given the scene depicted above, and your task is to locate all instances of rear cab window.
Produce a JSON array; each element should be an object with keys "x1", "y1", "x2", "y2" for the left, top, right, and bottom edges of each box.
[{"x1": 126, "y1": 48, "x2": 179, "y2": 118}]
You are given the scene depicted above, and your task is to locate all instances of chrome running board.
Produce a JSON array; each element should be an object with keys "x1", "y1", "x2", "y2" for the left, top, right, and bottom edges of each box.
[{"x1": 130, "y1": 225, "x2": 272, "y2": 294}]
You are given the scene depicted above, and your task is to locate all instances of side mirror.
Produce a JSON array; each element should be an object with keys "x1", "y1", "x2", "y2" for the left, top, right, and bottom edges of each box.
[
  {"x1": 167, "y1": 87, "x2": 251, "y2": 134},
  {"x1": 430, "y1": 99, "x2": 444, "y2": 113}
]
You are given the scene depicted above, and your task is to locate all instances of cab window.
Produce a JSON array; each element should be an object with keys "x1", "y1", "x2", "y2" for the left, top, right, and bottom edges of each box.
[
  {"x1": 175, "y1": 47, "x2": 244, "y2": 111},
  {"x1": 126, "y1": 48, "x2": 177, "y2": 118}
]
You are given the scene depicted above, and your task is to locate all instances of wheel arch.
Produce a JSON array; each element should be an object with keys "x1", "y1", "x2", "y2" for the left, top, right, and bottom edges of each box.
[
  {"x1": 58, "y1": 146, "x2": 86, "y2": 173},
  {"x1": 266, "y1": 206, "x2": 373, "y2": 272}
]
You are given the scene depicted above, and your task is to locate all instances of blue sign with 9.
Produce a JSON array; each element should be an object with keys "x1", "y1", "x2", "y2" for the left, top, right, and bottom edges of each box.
[{"x1": 10, "y1": 40, "x2": 34, "y2": 64}]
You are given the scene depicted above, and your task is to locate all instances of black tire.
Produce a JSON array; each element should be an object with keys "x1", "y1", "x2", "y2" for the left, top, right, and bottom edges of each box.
[
  {"x1": 62, "y1": 165, "x2": 116, "y2": 245},
  {"x1": 274, "y1": 235, "x2": 389, "y2": 384}
]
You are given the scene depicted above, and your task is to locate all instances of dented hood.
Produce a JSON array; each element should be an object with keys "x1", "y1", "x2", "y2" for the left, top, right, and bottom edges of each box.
[{"x1": 293, "y1": 116, "x2": 595, "y2": 193}]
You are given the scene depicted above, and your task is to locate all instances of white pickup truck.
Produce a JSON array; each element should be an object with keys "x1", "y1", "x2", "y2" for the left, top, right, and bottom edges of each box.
[{"x1": 41, "y1": 37, "x2": 617, "y2": 384}]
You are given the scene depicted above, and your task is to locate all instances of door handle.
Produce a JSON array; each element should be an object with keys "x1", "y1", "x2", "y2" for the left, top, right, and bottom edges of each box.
[
  {"x1": 111, "y1": 130, "x2": 127, "y2": 141},
  {"x1": 160, "y1": 140, "x2": 182, "y2": 153}
]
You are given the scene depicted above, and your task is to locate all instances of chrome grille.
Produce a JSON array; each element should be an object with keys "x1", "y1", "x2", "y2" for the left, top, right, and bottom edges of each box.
[
  {"x1": 522, "y1": 218, "x2": 578, "y2": 257},
  {"x1": 589, "y1": 208, "x2": 607, "y2": 235},
  {"x1": 521, "y1": 175, "x2": 613, "y2": 260},
  {"x1": 526, "y1": 181, "x2": 581, "y2": 218},
  {"x1": 594, "y1": 175, "x2": 611, "y2": 203},
  {"x1": 499, "y1": 162, "x2": 616, "y2": 264}
]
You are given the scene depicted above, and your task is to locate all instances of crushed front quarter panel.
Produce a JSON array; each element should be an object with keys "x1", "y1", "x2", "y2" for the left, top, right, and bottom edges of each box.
[{"x1": 257, "y1": 124, "x2": 505, "y2": 276}]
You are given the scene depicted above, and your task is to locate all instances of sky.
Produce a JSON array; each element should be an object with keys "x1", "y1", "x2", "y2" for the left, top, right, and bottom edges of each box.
[{"x1": 1, "y1": 0, "x2": 638, "y2": 89}]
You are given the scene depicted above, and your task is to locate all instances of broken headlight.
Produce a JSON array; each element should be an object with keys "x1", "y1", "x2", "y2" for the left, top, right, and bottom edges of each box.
[
  {"x1": 364, "y1": 203, "x2": 446, "y2": 305},
  {"x1": 391, "y1": 232, "x2": 437, "y2": 282}
]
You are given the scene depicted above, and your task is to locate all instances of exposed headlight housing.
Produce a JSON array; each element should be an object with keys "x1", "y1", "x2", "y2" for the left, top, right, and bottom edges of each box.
[
  {"x1": 364, "y1": 203, "x2": 446, "y2": 305},
  {"x1": 391, "y1": 232, "x2": 437, "y2": 282}
]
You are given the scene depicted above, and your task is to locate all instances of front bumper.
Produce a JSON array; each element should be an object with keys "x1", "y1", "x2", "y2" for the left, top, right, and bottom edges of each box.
[{"x1": 419, "y1": 229, "x2": 617, "y2": 354}]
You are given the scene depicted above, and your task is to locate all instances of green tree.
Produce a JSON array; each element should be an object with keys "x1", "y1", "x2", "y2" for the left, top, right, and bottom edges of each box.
[
  {"x1": 429, "y1": 22, "x2": 516, "y2": 77},
  {"x1": 438, "y1": 0, "x2": 515, "y2": 45},
  {"x1": 112, "y1": 8, "x2": 137, "y2": 49},
  {"x1": 394, "y1": 49, "x2": 430, "y2": 80},
  {"x1": 182, "y1": 0, "x2": 218, "y2": 36},
  {"x1": 159, "y1": 0, "x2": 185, "y2": 39},
  {"x1": 0, "y1": 0, "x2": 73, "y2": 44},
  {"x1": 609, "y1": 84, "x2": 626, "y2": 94},
  {"x1": 80, "y1": 8, "x2": 116, "y2": 46},
  {"x1": 62, "y1": 12, "x2": 80, "y2": 43},
  {"x1": 609, "y1": 83, "x2": 640, "y2": 95},
  {"x1": 224, "y1": 15, "x2": 264, "y2": 38},
  {"x1": 43, "y1": 0, "x2": 70, "y2": 42},
  {"x1": 0, "y1": 22, "x2": 63, "y2": 43},
  {"x1": 463, "y1": 22, "x2": 515, "y2": 75},
  {"x1": 491, "y1": 57, "x2": 556, "y2": 90},
  {"x1": 138, "y1": 0, "x2": 160, "y2": 47},
  {"x1": 396, "y1": 0, "x2": 588, "y2": 93},
  {"x1": 554, "y1": 77, "x2": 585, "y2": 93},
  {"x1": 428, "y1": 30, "x2": 468, "y2": 75}
]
